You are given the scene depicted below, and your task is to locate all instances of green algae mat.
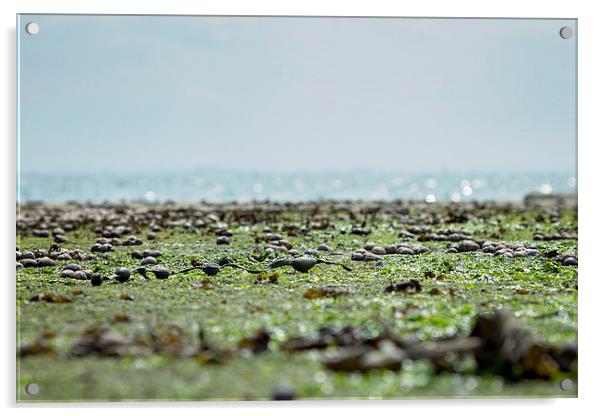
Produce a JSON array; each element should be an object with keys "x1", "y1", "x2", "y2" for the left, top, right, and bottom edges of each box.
[{"x1": 16, "y1": 201, "x2": 578, "y2": 401}]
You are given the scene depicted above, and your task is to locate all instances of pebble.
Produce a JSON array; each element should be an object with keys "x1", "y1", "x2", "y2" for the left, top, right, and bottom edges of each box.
[
  {"x1": 36, "y1": 257, "x2": 55, "y2": 267},
  {"x1": 115, "y1": 267, "x2": 131, "y2": 283},
  {"x1": 305, "y1": 249, "x2": 319, "y2": 256},
  {"x1": 64, "y1": 263, "x2": 81, "y2": 271},
  {"x1": 131, "y1": 251, "x2": 144, "y2": 259},
  {"x1": 317, "y1": 244, "x2": 330, "y2": 252},
  {"x1": 372, "y1": 246, "x2": 386, "y2": 255},
  {"x1": 271, "y1": 387, "x2": 296, "y2": 401},
  {"x1": 56, "y1": 253, "x2": 72, "y2": 261},
  {"x1": 482, "y1": 245, "x2": 495, "y2": 253},
  {"x1": 152, "y1": 267, "x2": 170, "y2": 279},
  {"x1": 216, "y1": 236, "x2": 230, "y2": 245},
  {"x1": 125, "y1": 236, "x2": 143, "y2": 245},
  {"x1": 445, "y1": 248, "x2": 458, "y2": 253},
  {"x1": 562, "y1": 256, "x2": 578, "y2": 266},
  {"x1": 34, "y1": 249, "x2": 49, "y2": 258},
  {"x1": 384, "y1": 245, "x2": 397, "y2": 254},
  {"x1": 412, "y1": 245, "x2": 427, "y2": 254},
  {"x1": 72, "y1": 270, "x2": 88, "y2": 280},
  {"x1": 21, "y1": 259, "x2": 37, "y2": 268},
  {"x1": 460, "y1": 240, "x2": 480, "y2": 252},
  {"x1": 141, "y1": 256, "x2": 158, "y2": 266},
  {"x1": 448, "y1": 233, "x2": 462, "y2": 241},
  {"x1": 287, "y1": 249, "x2": 301, "y2": 256},
  {"x1": 60, "y1": 269, "x2": 75, "y2": 278},
  {"x1": 53, "y1": 234, "x2": 69, "y2": 243},
  {"x1": 91, "y1": 243, "x2": 113, "y2": 253},
  {"x1": 363, "y1": 242, "x2": 376, "y2": 251},
  {"x1": 142, "y1": 250, "x2": 163, "y2": 258},
  {"x1": 91, "y1": 274, "x2": 103, "y2": 286},
  {"x1": 278, "y1": 240, "x2": 293, "y2": 249},
  {"x1": 20, "y1": 251, "x2": 35, "y2": 260},
  {"x1": 364, "y1": 253, "x2": 384, "y2": 261},
  {"x1": 397, "y1": 247, "x2": 414, "y2": 255},
  {"x1": 351, "y1": 252, "x2": 365, "y2": 261}
]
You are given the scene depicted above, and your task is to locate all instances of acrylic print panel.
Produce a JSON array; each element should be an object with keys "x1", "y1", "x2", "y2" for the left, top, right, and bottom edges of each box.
[{"x1": 16, "y1": 15, "x2": 577, "y2": 402}]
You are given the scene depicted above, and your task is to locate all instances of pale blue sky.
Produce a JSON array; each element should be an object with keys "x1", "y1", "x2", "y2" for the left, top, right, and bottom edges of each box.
[{"x1": 18, "y1": 15, "x2": 576, "y2": 174}]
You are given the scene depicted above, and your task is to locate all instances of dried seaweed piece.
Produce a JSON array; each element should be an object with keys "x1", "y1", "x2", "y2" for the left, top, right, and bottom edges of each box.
[
  {"x1": 29, "y1": 293, "x2": 72, "y2": 303},
  {"x1": 237, "y1": 329, "x2": 271, "y2": 354},
  {"x1": 385, "y1": 279, "x2": 422, "y2": 294},
  {"x1": 304, "y1": 285, "x2": 350, "y2": 299},
  {"x1": 19, "y1": 338, "x2": 56, "y2": 357},
  {"x1": 70, "y1": 326, "x2": 130, "y2": 357},
  {"x1": 470, "y1": 310, "x2": 576, "y2": 379}
]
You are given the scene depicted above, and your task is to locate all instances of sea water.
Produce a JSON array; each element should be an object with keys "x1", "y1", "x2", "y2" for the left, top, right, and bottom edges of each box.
[{"x1": 17, "y1": 170, "x2": 577, "y2": 203}]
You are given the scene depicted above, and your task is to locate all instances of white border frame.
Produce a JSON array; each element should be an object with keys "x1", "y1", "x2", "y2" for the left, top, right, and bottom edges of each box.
[{"x1": 2, "y1": 1, "x2": 600, "y2": 415}]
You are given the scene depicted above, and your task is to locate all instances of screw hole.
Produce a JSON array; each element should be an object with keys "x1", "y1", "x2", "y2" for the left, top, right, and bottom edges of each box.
[
  {"x1": 559, "y1": 26, "x2": 572, "y2": 39},
  {"x1": 25, "y1": 383, "x2": 39, "y2": 396},
  {"x1": 25, "y1": 22, "x2": 39, "y2": 35},
  {"x1": 560, "y1": 378, "x2": 573, "y2": 391}
]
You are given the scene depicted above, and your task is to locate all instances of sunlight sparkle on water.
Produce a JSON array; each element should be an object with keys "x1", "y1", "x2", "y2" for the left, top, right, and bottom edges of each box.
[
  {"x1": 425, "y1": 194, "x2": 437, "y2": 203},
  {"x1": 425, "y1": 178, "x2": 438, "y2": 189},
  {"x1": 538, "y1": 183, "x2": 553, "y2": 194},
  {"x1": 567, "y1": 176, "x2": 577, "y2": 187}
]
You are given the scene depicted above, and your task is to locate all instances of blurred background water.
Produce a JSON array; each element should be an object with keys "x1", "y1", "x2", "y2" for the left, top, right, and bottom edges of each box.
[{"x1": 17, "y1": 170, "x2": 577, "y2": 203}]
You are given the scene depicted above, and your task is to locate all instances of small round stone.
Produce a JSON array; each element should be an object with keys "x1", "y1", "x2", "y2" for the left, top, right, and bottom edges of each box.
[
  {"x1": 271, "y1": 387, "x2": 296, "y2": 400},
  {"x1": 351, "y1": 252, "x2": 365, "y2": 261},
  {"x1": 562, "y1": 256, "x2": 578, "y2": 266},
  {"x1": 73, "y1": 270, "x2": 88, "y2": 280},
  {"x1": 60, "y1": 269, "x2": 75, "y2": 278},
  {"x1": 397, "y1": 247, "x2": 414, "y2": 255},
  {"x1": 91, "y1": 274, "x2": 103, "y2": 286},
  {"x1": 317, "y1": 244, "x2": 330, "y2": 252},
  {"x1": 384, "y1": 245, "x2": 398, "y2": 254},
  {"x1": 460, "y1": 240, "x2": 480, "y2": 252},
  {"x1": 141, "y1": 256, "x2": 158, "y2": 265},
  {"x1": 114, "y1": 267, "x2": 131, "y2": 283},
  {"x1": 372, "y1": 246, "x2": 386, "y2": 255},
  {"x1": 216, "y1": 236, "x2": 230, "y2": 245},
  {"x1": 364, "y1": 253, "x2": 384, "y2": 261},
  {"x1": 20, "y1": 251, "x2": 35, "y2": 260},
  {"x1": 53, "y1": 234, "x2": 69, "y2": 243},
  {"x1": 64, "y1": 263, "x2": 81, "y2": 271},
  {"x1": 152, "y1": 267, "x2": 170, "y2": 279},
  {"x1": 36, "y1": 257, "x2": 55, "y2": 267},
  {"x1": 21, "y1": 259, "x2": 38, "y2": 268}
]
